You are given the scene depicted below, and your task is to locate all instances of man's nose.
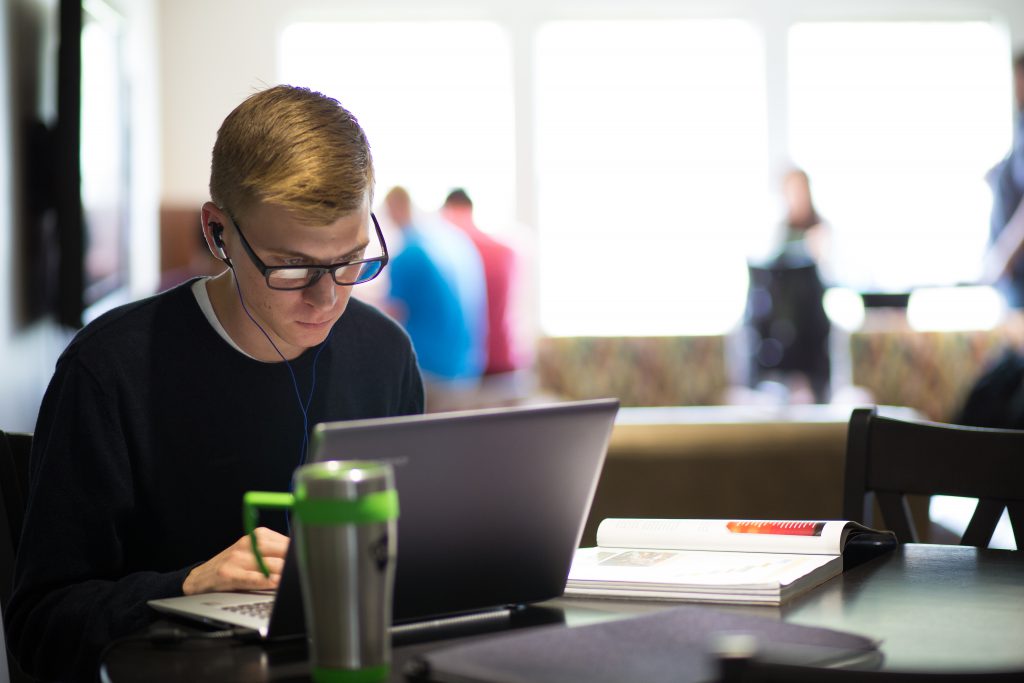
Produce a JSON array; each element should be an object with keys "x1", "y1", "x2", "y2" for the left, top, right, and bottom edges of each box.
[{"x1": 303, "y1": 272, "x2": 338, "y2": 308}]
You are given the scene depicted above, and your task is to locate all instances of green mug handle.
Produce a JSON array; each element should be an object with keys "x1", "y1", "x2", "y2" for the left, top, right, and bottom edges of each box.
[
  {"x1": 243, "y1": 488, "x2": 400, "y2": 578},
  {"x1": 243, "y1": 491, "x2": 295, "y2": 578}
]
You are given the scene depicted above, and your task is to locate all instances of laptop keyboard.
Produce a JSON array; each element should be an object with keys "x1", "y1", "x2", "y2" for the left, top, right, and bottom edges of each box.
[{"x1": 220, "y1": 600, "x2": 273, "y2": 620}]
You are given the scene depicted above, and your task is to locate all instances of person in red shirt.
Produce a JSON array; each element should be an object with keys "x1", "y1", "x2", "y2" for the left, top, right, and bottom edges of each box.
[{"x1": 441, "y1": 189, "x2": 523, "y2": 376}]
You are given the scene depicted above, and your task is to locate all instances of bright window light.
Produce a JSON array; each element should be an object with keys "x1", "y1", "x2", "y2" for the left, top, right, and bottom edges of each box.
[
  {"x1": 906, "y1": 285, "x2": 1005, "y2": 331},
  {"x1": 930, "y1": 495, "x2": 1016, "y2": 550},
  {"x1": 278, "y1": 22, "x2": 516, "y2": 230},
  {"x1": 823, "y1": 287, "x2": 865, "y2": 332},
  {"x1": 535, "y1": 21, "x2": 768, "y2": 336},
  {"x1": 789, "y1": 22, "x2": 1011, "y2": 293}
]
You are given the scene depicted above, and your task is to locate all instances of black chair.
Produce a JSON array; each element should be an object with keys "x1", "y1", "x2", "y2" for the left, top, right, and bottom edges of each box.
[
  {"x1": 0, "y1": 430, "x2": 30, "y2": 609},
  {"x1": 843, "y1": 407, "x2": 1024, "y2": 546},
  {"x1": 1, "y1": 429, "x2": 33, "y2": 683},
  {"x1": 745, "y1": 260, "x2": 831, "y2": 403}
]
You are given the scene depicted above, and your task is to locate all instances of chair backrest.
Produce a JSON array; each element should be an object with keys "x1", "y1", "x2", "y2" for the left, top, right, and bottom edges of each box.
[
  {"x1": 843, "y1": 407, "x2": 1024, "y2": 546},
  {"x1": 746, "y1": 262, "x2": 830, "y2": 364},
  {"x1": 0, "y1": 431, "x2": 31, "y2": 606},
  {"x1": 0, "y1": 430, "x2": 33, "y2": 683},
  {"x1": 745, "y1": 261, "x2": 831, "y2": 402}
]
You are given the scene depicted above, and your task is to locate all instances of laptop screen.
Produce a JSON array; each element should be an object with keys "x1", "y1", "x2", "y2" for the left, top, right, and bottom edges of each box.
[{"x1": 268, "y1": 398, "x2": 618, "y2": 636}]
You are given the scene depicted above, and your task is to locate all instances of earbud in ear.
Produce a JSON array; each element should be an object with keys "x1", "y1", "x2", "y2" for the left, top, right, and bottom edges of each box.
[
  {"x1": 210, "y1": 222, "x2": 226, "y2": 248},
  {"x1": 209, "y1": 221, "x2": 230, "y2": 264}
]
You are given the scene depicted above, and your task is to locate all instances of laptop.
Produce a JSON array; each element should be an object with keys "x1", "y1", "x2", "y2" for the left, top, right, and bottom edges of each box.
[{"x1": 148, "y1": 398, "x2": 619, "y2": 638}]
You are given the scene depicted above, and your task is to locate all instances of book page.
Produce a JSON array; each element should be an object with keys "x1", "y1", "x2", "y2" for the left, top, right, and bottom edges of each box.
[
  {"x1": 568, "y1": 546, "x2": 839, "y2": 590},
  {"x1": 595, "y1": 519, "x2": 851, "y2": 556}
]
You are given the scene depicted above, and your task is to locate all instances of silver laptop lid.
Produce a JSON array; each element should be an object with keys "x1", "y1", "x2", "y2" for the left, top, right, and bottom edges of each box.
[{"x1": 305, "y1": 398, "x2": 619, "y2": 623}]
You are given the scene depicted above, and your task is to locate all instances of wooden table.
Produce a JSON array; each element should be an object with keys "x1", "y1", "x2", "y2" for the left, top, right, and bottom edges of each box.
[
  {"x1": 784, "y1": 543, "x2": 1024, "y2": 671},
  {"x1": 100, "y1": 545, "x2": 1024, "y2": 682}
]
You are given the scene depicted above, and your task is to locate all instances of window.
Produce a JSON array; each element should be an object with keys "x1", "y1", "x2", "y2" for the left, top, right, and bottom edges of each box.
[
  {"x1": 277, "y1": 14, "x2": 1014, "y2": 337},
  {"x1": 535, "y1": 21, "x2": 768, "y2": 336},
  {"x1": 788, "y1": 21, "x2": 1011, "y2": 292},
  {"x1": 279, "y1": 22, "x2": 516, "y2": 229}
]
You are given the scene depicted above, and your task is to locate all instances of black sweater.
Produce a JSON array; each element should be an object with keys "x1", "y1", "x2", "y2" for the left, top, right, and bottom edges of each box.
[{"x1": 5, "y1": 281, "x2": 424, "y2": 681}]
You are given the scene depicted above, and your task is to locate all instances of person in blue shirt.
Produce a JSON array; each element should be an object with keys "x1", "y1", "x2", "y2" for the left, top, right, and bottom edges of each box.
[
  {"x1": 383, "y1": 186, "x2": 487, "y2": 401},
  {"x1": 985, "y1": 52, "x2": 1024, "y2": 307}
]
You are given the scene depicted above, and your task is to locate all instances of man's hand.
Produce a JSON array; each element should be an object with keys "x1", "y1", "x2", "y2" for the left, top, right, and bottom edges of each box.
[{"x1": 182, "y1": 527, "x2": 289, "y2": 595}]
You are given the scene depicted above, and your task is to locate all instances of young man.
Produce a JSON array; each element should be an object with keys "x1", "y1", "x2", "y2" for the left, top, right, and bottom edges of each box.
[{"x1": 5, "y1": 85, "x2": 424, "y2": 681}]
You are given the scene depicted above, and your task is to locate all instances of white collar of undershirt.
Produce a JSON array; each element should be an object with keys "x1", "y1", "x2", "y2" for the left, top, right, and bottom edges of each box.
[{"x1": 191, "y1": 277, "x2": 256, "y2": 359}]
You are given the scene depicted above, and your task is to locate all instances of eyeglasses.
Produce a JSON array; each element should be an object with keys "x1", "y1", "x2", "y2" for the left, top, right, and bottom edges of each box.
[{"x1": 227, "y1": 212, "x2": 389, "y2": 290}]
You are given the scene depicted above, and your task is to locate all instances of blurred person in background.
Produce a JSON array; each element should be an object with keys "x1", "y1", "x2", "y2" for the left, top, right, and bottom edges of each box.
[
  {"x1": 383, "y1": 186, "x2": 487, "y2": 409},
  {"x1": 984, "y1": 51, "x2": 1024, "y2": 307},
  {"x1": 440, "y1": 189, "x2": 523, "y2": 378},
  {"x1": 742, "y1": 167, "x2": 832, "y2": 404},
  {"x1": 776, "y1": 168, "x2": 830, "y2": 273}
]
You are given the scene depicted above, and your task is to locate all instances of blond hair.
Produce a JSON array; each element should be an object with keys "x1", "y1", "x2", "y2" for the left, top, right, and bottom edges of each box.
[{"x1": 210, "y1": 85, "x2": 374, "y2": 224}]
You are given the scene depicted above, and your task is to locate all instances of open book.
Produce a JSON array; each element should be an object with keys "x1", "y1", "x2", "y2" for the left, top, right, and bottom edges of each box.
[{"x1": 566, "y1": 519, "x2": 896, "y2": 606}]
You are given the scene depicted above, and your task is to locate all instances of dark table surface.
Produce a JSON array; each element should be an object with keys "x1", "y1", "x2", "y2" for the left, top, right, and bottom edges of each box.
[{"x1": 100, "y1": 544, "x2": 1024, "y2": 682}]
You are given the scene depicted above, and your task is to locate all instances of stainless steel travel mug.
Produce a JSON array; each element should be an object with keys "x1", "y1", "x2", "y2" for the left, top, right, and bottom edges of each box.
[
  {"x1": 292, "y1": 460, "x2": 398, "y2": 683},
  {"x1": 243, "y1": 461, "x2": 399, "y2": 681}
]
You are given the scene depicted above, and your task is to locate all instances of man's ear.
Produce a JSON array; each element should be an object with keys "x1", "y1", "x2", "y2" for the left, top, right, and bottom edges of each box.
[{"x1": 201, "y1": 202, "x2": 230, "y2": 263}]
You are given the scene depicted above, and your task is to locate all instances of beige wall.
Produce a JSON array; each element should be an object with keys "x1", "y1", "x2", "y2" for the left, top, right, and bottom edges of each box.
[{"x1": 158, "y1": 0, "x2": 279, "y2": 206}]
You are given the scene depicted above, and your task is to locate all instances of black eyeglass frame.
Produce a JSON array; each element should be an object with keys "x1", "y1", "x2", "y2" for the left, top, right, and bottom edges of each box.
[{"x1": 225, "y1": 211, "x2": 389, "y2": 290}]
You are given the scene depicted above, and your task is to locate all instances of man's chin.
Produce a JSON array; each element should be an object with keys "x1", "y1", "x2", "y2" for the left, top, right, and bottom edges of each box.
[
  {"x1": 289, "y1": 301, "x2": 347, "y2": 348},
  {"x1": 292, "y1": 316, "x2": 340, "y2": 347}
]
